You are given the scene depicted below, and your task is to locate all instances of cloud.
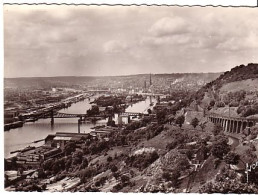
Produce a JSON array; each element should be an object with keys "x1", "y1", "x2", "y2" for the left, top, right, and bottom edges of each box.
[
  {"x1": 103, "y1": 40, "x2": 129, "y2": 53},
  {"x1": 140, "y1": 34, "x2": 191, "y2": 47},
  {"x1": 149, "y1": 16, "x2": 189, "y2": 37},
  {"x1": 4, "y1": 5, "x2": 258, "y2": 77},
  {"x1": 217, "y1": 32, "x2": 258, "y2": 51}
]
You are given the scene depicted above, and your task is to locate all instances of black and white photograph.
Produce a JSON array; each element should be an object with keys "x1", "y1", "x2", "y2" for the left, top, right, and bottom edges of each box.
[{"x1": 3, "y1": 2, "x2": 258, "y2": 193}]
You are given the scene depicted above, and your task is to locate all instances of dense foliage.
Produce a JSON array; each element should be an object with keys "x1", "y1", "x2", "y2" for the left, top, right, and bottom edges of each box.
[{"x1": 194, "y1": 63, "x2": 258, "y2": 103}]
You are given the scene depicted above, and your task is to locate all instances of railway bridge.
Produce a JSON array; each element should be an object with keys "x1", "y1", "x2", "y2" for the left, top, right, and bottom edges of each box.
[{"x1": 207, "y1": 113, "x2": 258, "y2": 134}]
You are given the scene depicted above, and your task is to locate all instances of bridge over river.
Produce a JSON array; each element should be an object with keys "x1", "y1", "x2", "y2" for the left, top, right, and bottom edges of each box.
[
  {"x1": 207, "y1": 113, "x2": 258, "y2": 134},
  {"x1": 21, "y1": 109, "x2": 143, "y2": 125}
]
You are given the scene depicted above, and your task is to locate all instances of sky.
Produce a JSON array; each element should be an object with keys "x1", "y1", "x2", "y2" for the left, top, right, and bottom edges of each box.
[{"x1": 3, "y1": 5, "x2": 258, "y2": 77}]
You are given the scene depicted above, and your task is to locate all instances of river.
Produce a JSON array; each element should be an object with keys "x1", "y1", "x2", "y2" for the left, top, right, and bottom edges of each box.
[{"x1": 4, "y1": 96, "x2": 156, "y2": 158}]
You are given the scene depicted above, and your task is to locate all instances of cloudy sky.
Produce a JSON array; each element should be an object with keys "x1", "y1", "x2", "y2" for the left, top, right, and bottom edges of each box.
[{"x1": 4, "y1": 5, "x2": 258, "y2": 77}]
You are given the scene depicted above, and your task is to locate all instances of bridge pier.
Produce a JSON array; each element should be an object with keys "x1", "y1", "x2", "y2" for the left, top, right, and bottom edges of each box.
[
  {"x1": 78, "y1": 119, "x2": 81, "y2": 134},
  {"x1": 230, "y1": 120, "x2": 234, "y2": 133},
  {"x1": 240, "y1": 121, "x2": 244, "y2": 133},
  {"x1": 78, "y1": 117, "x2": 82, "y2": 134},
  {"x1": 227, "y1": 120, "x2": 230, "y2": 132},
  {"x1": 243, "y1": 121, "x2": 247, "y2": 132},
  {"x1": 220, "y1": 118, "x2": 223, "y2": 126},
  {"x1": 51, "y1": 110, "x2": 54, "y2": 126},
  {"x1": 231, "y1": 120, "x2": 234, "y2": 133},
  {"x1": 222, "y1": 119, "x2": 227, "y2": 131},
  {"x1": 237, "y1": 121, "x2": 241, "y2": 133},
  {"x1": 233, "y1": 120, "x2": 236, "y2": 133}
]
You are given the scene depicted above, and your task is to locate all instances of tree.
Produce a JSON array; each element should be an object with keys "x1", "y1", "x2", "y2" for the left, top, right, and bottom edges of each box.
[
  {"x1": 224, "y1": 152, "x2": 240, "y2": 165},
  {"x1": 162, "y1": 171, "x2": 171, "y2": 181},
  {"x1": 213, "y1": 158, "x2": 221, "y2": 169},
  {"x1": 52, "y1": 161, "x2": 61, "y2": 174},
  {"x1": 168, "y1": 115, "x2": 175, "y2": 125},
  {"x1": 156, "y1": 110, "x2": 167, "y2": 124},
  {"x1": 199, "y1": 121, "x2": 207, "y2": 131},
  {"x1": 170, "y1": 169, "x2": 181, "y2": 187},
  {"x1": 242, "y1": 148, "x2": 256, "y2": 164},
  {"x1": 191, "y1": 117, "x2": 199, "y2": 129},
  {"x1": 121, "y1": 175, "x2": 130, "y2": 184},
  {"x1": 210, "y1": 100, "x2": 215, "y2": 107},
  {"x1": 64, "y1": 142, "x2": 76, "y2": 156},
  {"x1": 250, "y1": 126, "x2": 258, "y2": 140},
  {"x1": 216, "y1": 101, "x2": 225, "y2": 108},
  {"x1": 107, "y1": 120, "x2": 116, "y2": 127},
  {"x1": 107, "y1": 156, "x2": 113, "y2": 162},
  {"x1": 175, "y1": 115, "x2": 185, "y2": 128},
  {"x1": 87, "y1": 105, "x2": 100, "y2": 116},
  {"x1": 110, "y1": 164, "x2": 118, "y2": 172},
  {"x1": 147, "y1": 109, "x2": 152, "y2": 114},
  {"x1": 211, "y1": 135, "x2": 230, "y2": 159},
  {"x1": 65, "y1": 158, "x2": 72, "y2": 170},
  {"x1": 79, "y1": 167, "x2": 96, "y2": 183},
  {"x1": 73, "y1": 151, "x2": 83, "y2": 165},
  {"x1": 199, "y1": 180, "x2": 258, "y2": 193},
  {"x1": 166, "y1": 140, "x2": 178, "y2": 150},
  {"x1": 212, "y1": 124, "x2": 223, "y2": 136}
]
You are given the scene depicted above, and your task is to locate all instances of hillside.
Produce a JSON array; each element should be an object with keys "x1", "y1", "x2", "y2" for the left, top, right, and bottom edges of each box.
[
  {"x1": 4, "y1": 73, "x2": 220, "y2": 92},
  {"x1": 205, "y1": 63, "x2": 258, "y2": 90},
  {"x1": 6, "y1": 120, "x2": 258, "y2": 193},
  {"x1": 220, "y1": 79, "x2": 258, "y2": 93},
  {"x1": 194, "y1": 63, "x2": 258, "y2": 118}
]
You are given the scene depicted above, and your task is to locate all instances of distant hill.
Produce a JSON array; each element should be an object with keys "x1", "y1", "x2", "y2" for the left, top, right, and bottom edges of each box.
[
  {"x1": 194, "y1": 63, "x2": 258, "y2": 117},
  {"x1": 4, "y1": 73, "x2": 220, "y2": 91},
  {"x1": 4, "y1": 76, "x2": 97, "y2": 89},
  {"x1": 195, "y1": 63, "x2": 258, "y2": 101}
]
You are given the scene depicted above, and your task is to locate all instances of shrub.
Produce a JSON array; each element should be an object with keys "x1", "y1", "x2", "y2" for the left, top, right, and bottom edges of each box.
[
  {"x1": 126, "y1": 151, "x2": 159, "y2": 170},
  {"x1": 224, "y1": 152, "x2": 240, "y2": 165},
  {"x1": 229, "y1": 100, "x2": 239, "y2": 107},
  {"x1": 110, "y1": 164, "x2": 118, "y2": 173},
  {"x1": 112, "y1": 183, "x2": 123, "y2": 192},
  {"x1": 209, "y1": 100, "x2": 215, "y2": 107},
  {"x1": 191, "y1": 117, "x2": 199, "y2": 129},
  {"x1": 213, "y1": 158, "x2": 221, "y2": 169},
  {"x1": 162, "y1": 171, "x2": 171, "y2": 181},
  {"x1": 211, "y1": 137, "x2": 230, "y2": 159},
  {"x1": 121, "y1": 175, "x2": 130, "y2": 183},
  {"x1": 107, "y1": 156, "x2": 113, "y2": 162},
  {"x1": 175, "y1": 115, "x2": 185, "y2": 128},
  {"x1": 212, "y1": 124, "x2": 223, "y2": 136},
  {"x1": 166, "y1": 140, "x2": 178, "y2": 150},
  {"x1": 216, "y1": 101, "x2": 225, "y2": 108}
]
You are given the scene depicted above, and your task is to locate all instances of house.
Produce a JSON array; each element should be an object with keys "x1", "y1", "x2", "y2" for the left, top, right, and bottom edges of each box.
[
  {"x1": 16, "y1": 146, "x2": 62, "y2": 168},
  {"x1": 99, "y1": 107, "x2": 106, "y2": 113},
  {"x1": 45, "y1": 134, "x2": 56, "y2": 146},
  {"x1": 45, "y1": 132, "x2": 91, "y2": 150}
]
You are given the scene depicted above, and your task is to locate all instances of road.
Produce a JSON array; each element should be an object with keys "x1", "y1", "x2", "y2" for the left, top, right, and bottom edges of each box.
[{"x1": 228, "y1": 135, "x2": 239, "y2": 148}]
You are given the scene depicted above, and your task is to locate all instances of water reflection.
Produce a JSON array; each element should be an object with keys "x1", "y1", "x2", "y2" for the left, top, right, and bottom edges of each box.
[{"x1": 4, "y1": 96, "x2": 156, "y2": 158}]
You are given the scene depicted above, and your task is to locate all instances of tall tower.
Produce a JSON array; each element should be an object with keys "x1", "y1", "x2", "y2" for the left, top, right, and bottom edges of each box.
[
  {"x1": 144, "y1": 80, "x2": 147, "y2": 89},
  {"x1": 150, "y1": 73, "x2": 152, "y2": 86}
]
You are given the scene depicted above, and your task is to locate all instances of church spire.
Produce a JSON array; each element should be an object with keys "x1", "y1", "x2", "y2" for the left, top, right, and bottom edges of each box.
[{"x1": 150, "y1": 73, "x2": 152, "y2": 86}]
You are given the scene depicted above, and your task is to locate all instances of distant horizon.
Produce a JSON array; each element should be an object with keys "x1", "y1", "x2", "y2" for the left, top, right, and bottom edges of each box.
[{"x1": 4, "y1": 71, "x2": 223, "y2": 79}]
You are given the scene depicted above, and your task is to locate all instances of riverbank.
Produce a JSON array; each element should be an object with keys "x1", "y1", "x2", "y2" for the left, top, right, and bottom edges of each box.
[
  {"x1": 4, "y1": 93, "x2": 93, "y2": 132},
  {"x1": 4, "y1": 96, "x2": 156, "y2": 158}
]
